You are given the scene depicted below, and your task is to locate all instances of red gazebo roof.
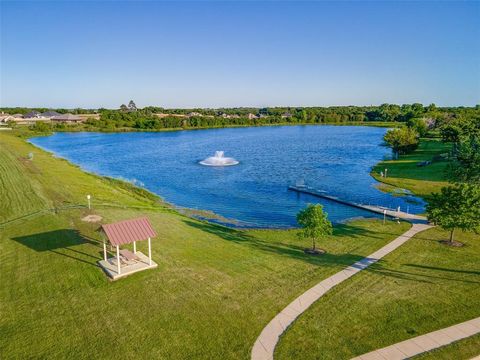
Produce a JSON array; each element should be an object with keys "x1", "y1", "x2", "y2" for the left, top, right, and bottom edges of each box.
[{"x1": 102, "y1": 217, "x2": 156, "y2": 246}]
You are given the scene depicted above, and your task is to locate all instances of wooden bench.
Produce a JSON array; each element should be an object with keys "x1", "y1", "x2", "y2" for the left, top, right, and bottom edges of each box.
[{"x1": 119, "y1": 249, "x2": 140, "y2": 262}]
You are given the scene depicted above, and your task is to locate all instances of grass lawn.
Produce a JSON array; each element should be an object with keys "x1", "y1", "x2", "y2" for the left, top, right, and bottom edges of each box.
[
  {"x1": 0, "y1": 131, "x2": 411, "y2": 359},
  {"x1": 275, "y1": 226, "x2": 480, "y2": 359},
  {"x1": 372, "y1": 138, "x2": 451, "y2": 198}
]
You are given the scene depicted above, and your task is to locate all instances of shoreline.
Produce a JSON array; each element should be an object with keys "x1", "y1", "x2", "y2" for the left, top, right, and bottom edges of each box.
[{"x1": 20, "y1": 120, "x2": 401, "y2": 137}]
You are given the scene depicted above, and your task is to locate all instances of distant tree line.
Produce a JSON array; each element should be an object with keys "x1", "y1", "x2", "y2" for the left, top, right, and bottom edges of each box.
[{"x1": 3, "y1": 103, "x2": 479, "y2": 133}]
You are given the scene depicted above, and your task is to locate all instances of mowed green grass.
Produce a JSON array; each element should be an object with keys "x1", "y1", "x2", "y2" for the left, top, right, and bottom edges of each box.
[
  {"x1": 0, "y1": 141, "x2": 47, "y2": 221},
  {"x1": 275, "y1": 226, "x2": 480, "y2": 359},
  {"x1": 0, "y1": 132, "x2": 410, "y2": 359},
  {"x1": 372, "y1": 138, "x2": 451, "y2": 198}
]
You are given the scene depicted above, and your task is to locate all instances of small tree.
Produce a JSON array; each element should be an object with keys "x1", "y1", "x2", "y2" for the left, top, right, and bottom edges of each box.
[
  {"x1": 426, "y1": 184, "x2": 480, "y2": 245},
  {"x1": 384, "y1": 127, "x2": 419, "y2": 158},
  {"x1": 119, "y1": 104, "x2": 128, "y2": 112},
  {"x1": 297, "y1": 204, "x2": 333, "y2": 253}
]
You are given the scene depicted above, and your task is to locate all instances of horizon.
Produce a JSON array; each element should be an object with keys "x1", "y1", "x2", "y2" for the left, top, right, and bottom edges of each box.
[{"x1": 1, "y1": 1, "x2": 479, "y2": 108}]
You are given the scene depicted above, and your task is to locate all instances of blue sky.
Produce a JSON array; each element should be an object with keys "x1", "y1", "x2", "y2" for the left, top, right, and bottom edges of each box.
[{"x1": 1, "y1": 1, "x2": 479, "y2": 108}]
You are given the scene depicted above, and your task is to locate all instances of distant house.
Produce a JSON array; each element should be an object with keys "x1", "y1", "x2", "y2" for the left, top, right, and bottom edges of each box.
[
  {"x1": 51, "y1": 114, "x2": 84, "y2": 123},
  {"x1": 0, "y1": 114, "x2": 15, "y2": 123},
  {"x1": 12, "y1": 113, "x2": 24, "y2": 118},
  {"x1": 23, "y1": 111, "x2": 41, "y2": 119},
  {"x1": 41, "y1": 110, "x2": 61, "y2": 118},
  {"x1": 187, "y1": 112, "x2": 202, "y2": 117},
  {"x1": 247, "y1": 113, "x2": 258, "y2": 120},
  {"x1": 281, "y1": 112, "x2": 293, "y2": 118}
]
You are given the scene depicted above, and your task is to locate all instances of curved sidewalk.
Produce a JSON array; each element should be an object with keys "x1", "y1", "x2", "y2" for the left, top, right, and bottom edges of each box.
[
  {"x1": 352, "y1": 317, "x2": 480, "y2": 360},
  {"x1": 251, "y1": 223, "x2": 432, "y2": 360}
]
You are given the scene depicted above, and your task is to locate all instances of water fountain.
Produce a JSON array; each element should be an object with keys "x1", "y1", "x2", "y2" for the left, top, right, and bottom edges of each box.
[{"x1": 199, "y1": 151, "x2": 239, "y2": 166}]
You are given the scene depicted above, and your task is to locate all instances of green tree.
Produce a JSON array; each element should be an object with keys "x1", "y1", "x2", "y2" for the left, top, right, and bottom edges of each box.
[
  {"x1": 426, "y1": 184, "x2": 480, "y2": 244},
  {"x1": 449, "y1": 135, "x2": 480, "y2": 184},
  {"x1": 296, "y1": 204, "x2": 333, "y2": 252},
  {"x1": 406, "y1": 117, "x2": 428, "y2": 137},
  {"x1": 119, "y1": 104, "x2": 128, "y2": 112},
  {"x1": 384, "y1": 127, "x2": 419, "y2": 158}
]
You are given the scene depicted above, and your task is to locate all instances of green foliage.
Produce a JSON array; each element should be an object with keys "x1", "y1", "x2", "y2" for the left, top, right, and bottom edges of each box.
[
  {"x1": 384, "y1": 127, "x2": 419, "y2": 156},
  {"x1": 296, "y1": 204, "x2": 333, "y2": 250},
  {"x1": 440, "y1": 113, "x2": 480, "y2": 143},
  {"x1": 426, "y1": 184, "x2": 480, "y2": 242},
  {"x1": 1, "y1": 104, "x2": 479, "y2": 132},
  {"x1": 448, "y1": 135, "x2": 480, "y2": 184},
  {"x1": 29, "y1": 121, "x2": 52, "y2": 133},
  {"x1": 406, "y1": 117, "x2": 428, "y2": 137}
]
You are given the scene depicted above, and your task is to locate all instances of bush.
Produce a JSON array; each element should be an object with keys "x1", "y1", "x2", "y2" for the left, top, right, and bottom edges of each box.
[{"x1": 384, "y1": 127, "x2": 419, "y2": 157}]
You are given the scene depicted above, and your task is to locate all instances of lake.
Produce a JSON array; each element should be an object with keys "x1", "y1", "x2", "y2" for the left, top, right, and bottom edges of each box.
[{"x1": 30, "y1": 125, "x2": 425, "y2": 228}]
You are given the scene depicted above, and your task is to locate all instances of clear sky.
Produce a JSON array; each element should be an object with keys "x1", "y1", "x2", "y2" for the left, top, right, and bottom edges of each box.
[{"x1": 1, "y1": 1, "x2": 479, "y2": 108}]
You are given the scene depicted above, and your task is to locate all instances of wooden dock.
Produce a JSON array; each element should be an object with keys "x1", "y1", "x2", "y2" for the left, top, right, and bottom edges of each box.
[{"x1": 288, "y1": 185, "x2": 428, "y2": 223}]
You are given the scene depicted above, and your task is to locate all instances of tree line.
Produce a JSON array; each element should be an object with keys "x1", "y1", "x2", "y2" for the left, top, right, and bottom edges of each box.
[{"x1": 4, "y1": 103, "x2": 478, "y2": 131}]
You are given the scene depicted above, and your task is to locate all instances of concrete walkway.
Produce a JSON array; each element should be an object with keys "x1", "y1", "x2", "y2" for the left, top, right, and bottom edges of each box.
[
  {"x1": 251, "y1": 223, "x2": 432, "y2": 360},
  {"x1": 352, "y1": 317, "x2": 480, "y2": 360}
]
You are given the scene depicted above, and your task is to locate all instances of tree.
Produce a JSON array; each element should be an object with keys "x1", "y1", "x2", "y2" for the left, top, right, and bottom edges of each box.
[
  {"x1": 384, "y1": 127, "x2": 419, "y2": 158},
  {"x1": 119, "y1": 104, "x2": 128, "y2": 112},
  {"x1": 406, "y1": 117, "x2": 428, "y2": 137},
  {"x1": 449, "y1": 135, "x2": 480, "y2": 184},
  {"x1": 426, "y1": 184, "x2": 480, "y2": 245},
  {"x1": 128, "y1": 100, "x2": 137, "y2": 112},
  {"x1": 296, "y1": 204, "x2": 333, "y2": 253}
]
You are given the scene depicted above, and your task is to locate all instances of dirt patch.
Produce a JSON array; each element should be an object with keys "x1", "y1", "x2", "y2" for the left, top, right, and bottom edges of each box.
[
  {"x1": 439, "y1": 240, "x2": 465, "y2": 247},
  {"x1": 304, "y1": 248, "x2": 326, "y2": 255},
  {"x1": 82, "y1": 214, "x2": 103, "y2": 223}
]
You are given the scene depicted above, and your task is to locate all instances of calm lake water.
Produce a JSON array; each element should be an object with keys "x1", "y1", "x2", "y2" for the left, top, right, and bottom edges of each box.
[{"x1": 30, "y1": 126, "x2": 425, "y2": 228}]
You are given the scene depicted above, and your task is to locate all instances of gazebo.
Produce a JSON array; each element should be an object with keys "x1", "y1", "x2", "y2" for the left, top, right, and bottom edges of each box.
[{"x1": 98, "y1": 217, "x2": 158, "y2": 280}]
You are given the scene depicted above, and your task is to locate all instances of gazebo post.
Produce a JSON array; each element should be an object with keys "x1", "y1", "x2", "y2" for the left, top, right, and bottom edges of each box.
[
  {"x1": 103, "y1": 242, "x2": 107, "y2": 261},
  {"x1": 148, "y1": 237, "x2": 152, "y2": 266},
  {"x1": 133, "y1": 241, "x2": 136, "y2": 254},
  {"x1": 116, "y1": 245, "x2": 121, "y2": 275}
]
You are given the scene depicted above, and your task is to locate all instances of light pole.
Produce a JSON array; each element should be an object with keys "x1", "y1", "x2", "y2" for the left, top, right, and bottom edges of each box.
[
  {"x1": 384, "y1": 168, "x2": 388, "y2": 178},
  {"x1": 87, "y1": 194, "x2": 91, "y2": 210},
  {"x1": 383, "y1": 209, "x2": 387, "y2": 225}
]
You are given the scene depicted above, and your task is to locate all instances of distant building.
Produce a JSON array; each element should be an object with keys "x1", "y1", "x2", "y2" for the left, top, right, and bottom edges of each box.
[
  {"x1": 41, "y1": 110, "x2": 61, "y2": 118},
  {"x1": 51, "y1": 114, "x2": 84, "y2": 123},
  {"x1": 23, "y1": 111, "x2": 41, "y2": 119},
  {"x1": 187, "y1": 112, "x2": 202, "y2": 117},
  {"x1": 0, "y1": 114, "x2": 15, "y2": 123},
  {"x1": 247, "y1": 113, "x2": 258, "y2": 120},
  {"x1": 281, "y1": 112, "x2": 293, "y2": 118}
]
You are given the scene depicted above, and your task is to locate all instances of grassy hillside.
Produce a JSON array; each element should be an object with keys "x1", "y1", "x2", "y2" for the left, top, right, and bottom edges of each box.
[
  {"x1": 0, "y1": 131, "x2": 411, "y2": 359},
  {"x1": 372, "y1": 138, "x2": 451, "y2": 198}
]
